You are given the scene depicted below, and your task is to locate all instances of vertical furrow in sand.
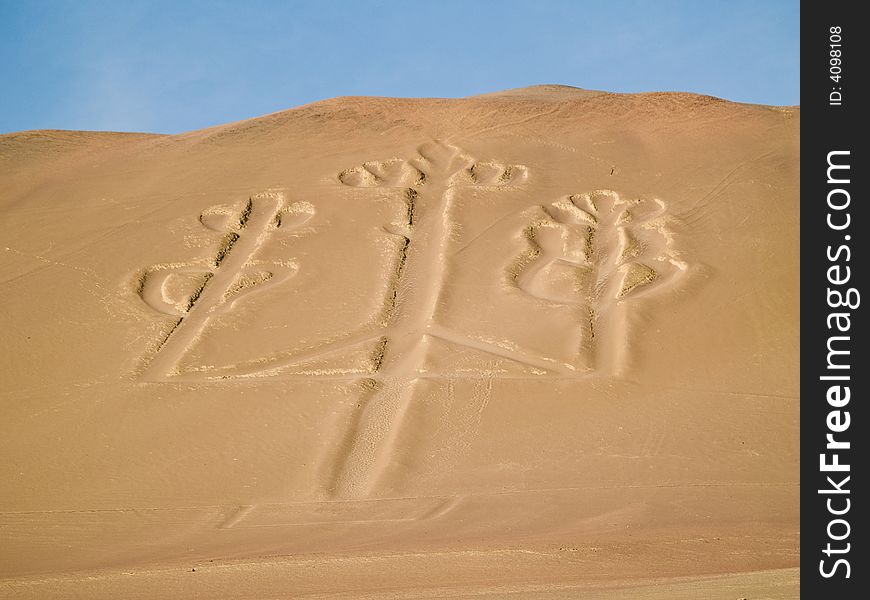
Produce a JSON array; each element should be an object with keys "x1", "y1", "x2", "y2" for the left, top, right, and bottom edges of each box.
[
  {"x1": 328, "y1": 174, "x2": 457, "y2": 498},
  {"x1": 587, "y1": 196, "x2": 633, "y2": 376},
  {"x1": 589, "y1": 217, "x2": 622, "y2": 376},
  {"x1": 326, "y1": 142, "x2": 525, "y2": 498},
  {"x1": 322, "y1": 378, "x2": 382, "y2": 495},
  {"x1": 328, "y1": 378, "x2": 418, "y2": 497}
]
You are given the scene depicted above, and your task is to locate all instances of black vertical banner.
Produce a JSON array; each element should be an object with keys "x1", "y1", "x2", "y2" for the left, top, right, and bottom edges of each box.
[{"x1": 802, "y1": 2, "x2": 865, "y2": 597}]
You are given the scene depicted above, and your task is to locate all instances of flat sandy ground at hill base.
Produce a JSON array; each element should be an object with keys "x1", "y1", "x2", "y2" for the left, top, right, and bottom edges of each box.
[{"x1": 0, "y1": 85, "x2": 799, "y2": 598}]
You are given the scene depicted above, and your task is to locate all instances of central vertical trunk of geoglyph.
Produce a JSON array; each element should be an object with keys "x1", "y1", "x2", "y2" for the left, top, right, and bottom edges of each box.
[{"x1": 327, "y1": 142, "x2": 481, "y2": 498}]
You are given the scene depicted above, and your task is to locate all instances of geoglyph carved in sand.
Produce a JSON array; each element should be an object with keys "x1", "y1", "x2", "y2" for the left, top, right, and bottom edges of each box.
[
  {"x1": 136, "y1": 192, "x2": 314, "y2": 380},
  {"x1": 136, "y1": 141, "x2": 530, "y2": 382},
  {"x1": 322, "y1": 141, "x2": 529, "y2": 496},
  {"x1": 510, "y1": 190, "x2": 687, "y2": 374},
  {"x1": 135, "y1": 141, "x2": 686, "y2": 498}
]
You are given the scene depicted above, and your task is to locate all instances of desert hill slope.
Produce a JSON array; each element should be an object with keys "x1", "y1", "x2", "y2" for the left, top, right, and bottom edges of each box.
[{"x1": 0, "y1": 86, "x2": 799, "y2": 598}]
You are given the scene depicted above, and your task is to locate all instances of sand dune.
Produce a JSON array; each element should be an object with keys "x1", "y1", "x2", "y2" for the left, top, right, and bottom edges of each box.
[{"x1": 0, "y1": 86, "x2": 799, "y2": 598}]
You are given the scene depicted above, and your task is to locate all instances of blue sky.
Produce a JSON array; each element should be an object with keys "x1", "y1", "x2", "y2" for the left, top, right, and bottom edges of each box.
[{"x1": 0, "y1": 0, "x2": 799, "y2": 134}]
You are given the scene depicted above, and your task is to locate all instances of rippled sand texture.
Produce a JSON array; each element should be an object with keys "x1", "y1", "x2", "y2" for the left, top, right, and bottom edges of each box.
[{"x1": 0, "y1": 86, "x2": 799, "y2": 598}]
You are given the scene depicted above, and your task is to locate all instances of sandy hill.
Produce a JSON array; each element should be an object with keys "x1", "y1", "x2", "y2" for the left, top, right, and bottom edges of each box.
[{"x1": 0, "y1": 86, "x2": 799, "y2": 598}]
